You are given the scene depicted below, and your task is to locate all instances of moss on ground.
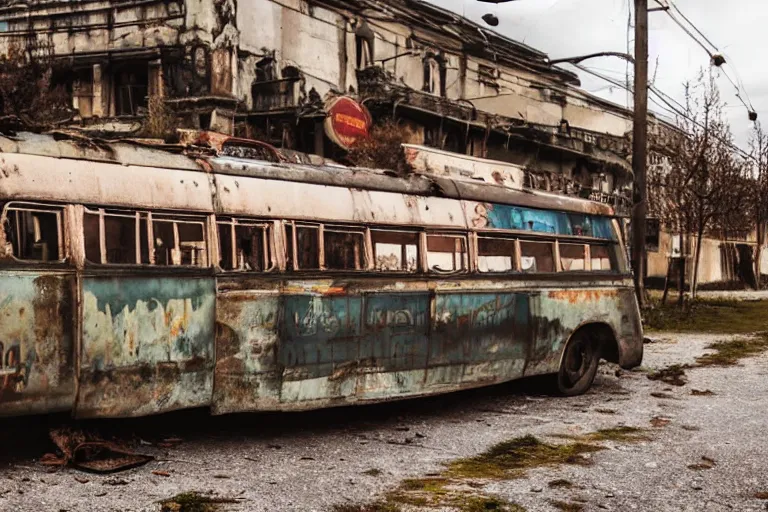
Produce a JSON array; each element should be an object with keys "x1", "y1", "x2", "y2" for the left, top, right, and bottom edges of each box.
[
  {"x1": 644, "y1": 299, "x2": 768, "y2": 334},
  {"x1": 159, "y1": 492, "x2": 236, "y2": 512},
  {"x1": 695, "y1": 335, "x2": 768, "y2": 366}
]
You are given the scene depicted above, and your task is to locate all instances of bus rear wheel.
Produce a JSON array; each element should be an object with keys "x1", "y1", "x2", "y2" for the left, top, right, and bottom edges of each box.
[{"x1": 556, "y1": 331, "x2": 600, "y2": 396}]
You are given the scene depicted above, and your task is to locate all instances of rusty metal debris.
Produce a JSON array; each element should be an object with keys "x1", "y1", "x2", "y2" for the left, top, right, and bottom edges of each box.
[{"x1": 41, "y1": 428, "x2": 154, "y2": 474}]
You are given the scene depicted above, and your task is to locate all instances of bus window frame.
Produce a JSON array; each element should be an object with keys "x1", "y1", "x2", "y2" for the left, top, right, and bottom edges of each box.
[
  {"x1": 425, "y1": 231, "x2": 469, "y2": 274},
  {"x1": 370, "y1": 227, "x2": 421, "y2": 274},
  {"x1": 475, "y1": 234, "x2": 521, "y2": 273},
  {"x1": 1, "y1": 201, "x2": 66, "y2": 264},
  {"x1": 83, "y1": 206, "x2": 209, "y2": 268},
  {"x1": 216, "y1": 217, "x2": 276, "y2": 273}
]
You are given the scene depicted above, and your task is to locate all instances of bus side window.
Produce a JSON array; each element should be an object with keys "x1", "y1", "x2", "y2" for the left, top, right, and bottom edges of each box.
[
  {"x1": 285, "y1": 222, "x2": 320, "y2": 271},
  {"x1": 2, "y1": 204, "x2": 63, "y2": 262},
  {"x1": 324, "y1": 228, "x2": 365, "y2": 270},
  {"x1": 371, "y1": 230, "x2": 418, "y2": 272},
  {"x1": 152, "y1": 216, "x2": 207, "y2": 267},
  {"x1": 590, "y1": 244, "x2": 615, "y2": 271},
  {"x1": 520, "y1": 240, "x2": 554, "y2": 273},
  {"x1": 477, "y1": 237, "x2": 516, "y2": 272},
  {"x1": 426, "y1": 234, "x2": 467, "y2": 272},
  {"x1": 559, "y1": 243, "x2": 586, "y2": 271},
  {"x1": 218, "y1": 219, "x2": 272, "y2": 271}
]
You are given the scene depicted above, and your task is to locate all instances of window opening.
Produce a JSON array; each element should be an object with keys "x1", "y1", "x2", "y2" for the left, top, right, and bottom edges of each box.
[
  {"x1": 83, "y1": 210, "x2": 101, "y2": 263},
  {"x1": 217, "y1": 220, "x2": 272, "y2": 271},
  {"x1": 372, "y1": 230, "x2": 418, "y2": 272},
  {"x1": 2, "y1": 204, "x2": 62, "y2": 262},
  {"x1": 426, "y1": 234, "x2": 467, "y2": 272},
  {"x1": 478, "y1": 237, "x2": 516, "y2": 273},
  {"x1": 152, "y1": 219, "x2": 176, "y2": 265},
  {"x1": 590, "y1": 245, "x2": 615, "y2": 271},
  {"x1": 520, "y1": 241, "x2": 555, "y2": 273},
  {"x1": 178, "y1": 222, "x2": 206, "y2": 266},
  {"x1": 325, "y1": 228, "x2": 365, "y2": 270},
  {"x1": 285, "y1": 222, "x2": 320, "y2": 270},
  {"x1": 422, "y1": 54, "x2": 445, "y2": 96},
  {"x1": 114, "y1": 62, "x2": 149, "y2": 116},
  {"x1": 104, "y1": 212, "x2": 138, "y2": 264},
  {"x1": 354, "y1": 20, "x2": 375, "y2": 70},
  {"x1": 559, "y1": 243, "x2": 586, "y2": 272}
]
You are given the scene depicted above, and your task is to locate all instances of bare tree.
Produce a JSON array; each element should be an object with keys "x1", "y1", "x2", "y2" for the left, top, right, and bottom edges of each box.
[
  {"x1": 649, "y1": 69, "x2": 746, "y2": 301},
  {"x1": 748, "y1": 123, "x2": 768, "y2": 288}
]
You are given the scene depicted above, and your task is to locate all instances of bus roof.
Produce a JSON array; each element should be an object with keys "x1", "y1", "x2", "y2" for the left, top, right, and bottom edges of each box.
[{"x1": 0, "y1": 132, "x2": 614, "y2": 217}]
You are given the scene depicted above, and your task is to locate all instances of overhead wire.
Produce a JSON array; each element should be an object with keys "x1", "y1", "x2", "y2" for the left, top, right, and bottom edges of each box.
[{"x1": 571, "y1": 62, "x2": 754, "y2": 161}]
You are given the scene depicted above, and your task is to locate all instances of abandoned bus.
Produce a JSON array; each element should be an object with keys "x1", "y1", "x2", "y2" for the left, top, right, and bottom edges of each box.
[{"x1": 0, "y1": 133, "x2": 643, "y2": 418}]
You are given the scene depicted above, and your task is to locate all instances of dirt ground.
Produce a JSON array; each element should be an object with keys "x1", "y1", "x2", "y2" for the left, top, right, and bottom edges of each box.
[{"x1": 2, "y1": 331, "x2": 768, "y2": 512}]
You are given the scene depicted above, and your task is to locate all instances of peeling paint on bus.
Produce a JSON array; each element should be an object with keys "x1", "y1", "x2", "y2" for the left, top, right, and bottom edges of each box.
[
  {"x1": 0, "y1": 273, "x2": 74, "y2": 416},
  {"x1": 75, "y1": 277, "x2": 215, "y2": 418}
]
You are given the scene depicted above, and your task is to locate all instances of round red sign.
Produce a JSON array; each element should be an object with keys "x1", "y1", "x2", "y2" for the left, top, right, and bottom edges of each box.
[{"x1": 324, "y1": 96, "x2": 372, "y2": 149}]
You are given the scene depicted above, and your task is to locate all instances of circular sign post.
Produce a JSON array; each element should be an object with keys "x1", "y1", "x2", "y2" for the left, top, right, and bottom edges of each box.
[{"x1": 324, "y1": 96, "x2": 372, "y2": 150}]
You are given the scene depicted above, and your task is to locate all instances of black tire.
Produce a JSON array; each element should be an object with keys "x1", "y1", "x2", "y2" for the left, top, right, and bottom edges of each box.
[{"x1": 556, "y1": 331, "x2": 600, "y2": 396}]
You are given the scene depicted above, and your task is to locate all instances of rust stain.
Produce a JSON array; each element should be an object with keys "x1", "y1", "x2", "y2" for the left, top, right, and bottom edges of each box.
[{"x1": 547, "y1": 289, "x2": 618, "y2": 304}]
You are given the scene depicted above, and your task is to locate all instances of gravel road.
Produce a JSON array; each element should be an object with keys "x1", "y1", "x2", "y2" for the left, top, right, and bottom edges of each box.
[{"x1": 1, "y1": 331, "x2": 767, "y2": 512}]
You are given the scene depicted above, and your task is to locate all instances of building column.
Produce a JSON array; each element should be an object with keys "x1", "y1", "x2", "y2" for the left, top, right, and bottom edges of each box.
[{"x1": 92, "y1": 64, "x2": 104, "y2": 117}]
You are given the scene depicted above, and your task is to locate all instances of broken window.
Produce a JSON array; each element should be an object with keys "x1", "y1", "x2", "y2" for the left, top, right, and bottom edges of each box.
[
  {"x1": 478, "y1": 237, "x2": 516, "y2": 273},
  {"x1": 354, "y1": 20, "x2": 375, "y2": 69},
  {"x1": 285, "y1": 222, "x2": 320, "y2": 271},
  {"x1": 422, "y1": 54, "x2": 446, "y2": 97},
  {"x1": 427, "y1": 234, "x2": 467, "y2": 272},
  {"x1": 478, "y1": 64, "x2": 499, "y2": 89},
  {"x1": 646, "y1": 218, "x2": 660, "y2": 252},
  {"x1": 520, "y1": 240, "x2": 555, "y2": 273},
  {"x1": 217, "y1": 219, "x2": 272, "y2": 271},
  {"x1": 559, "y1": 243, "x2": 586, "y2": 272},
  {"x1": 590, "y1": 245, "x2": 615, "y2": 271},
  {"x1": 114, "y1": 63, "x2": 149, "y2": 116},
  {"x1": 84, "y1": 208, "x2": 152, "y2": 265},
  {"x1": 255, "y1": 57, "x2": 276, "y2": 82},
  {"x1": 2, "y1": 203, "x2": 63, "y2": 262},
  {"x1": 372, "y1": 230, "x2": 418, "y2": 272},
  {"x1": 324, "y1": 228, "x2": 366, "y2": 270},
  {"x1": 84, "y1": 208, "x2": 206, "y2": 266}
]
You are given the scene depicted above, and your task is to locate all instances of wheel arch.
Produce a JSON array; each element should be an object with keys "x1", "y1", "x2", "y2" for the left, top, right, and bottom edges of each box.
[{"x1": 558, "y1": 321, "x2": 620, "y2": 370}]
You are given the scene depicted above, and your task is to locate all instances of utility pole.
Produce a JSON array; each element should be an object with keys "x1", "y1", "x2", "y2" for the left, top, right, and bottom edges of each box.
[{"x1": 631, "y1": 0, "x2": 649, "y2": 307}]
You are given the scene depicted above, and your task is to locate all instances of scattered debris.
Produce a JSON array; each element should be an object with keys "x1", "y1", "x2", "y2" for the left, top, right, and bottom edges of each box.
[
  {"x1": 595, "y1": 409, "x2": 617, "y2": 415},
  {"x1": 73, "y1": 476, "x2": 89, "y2": 484},
  {"x1": 152, "y1": 471, "x2": 171, "y2": 477},
  {"x1": 687, "y1": 456, "x2": 716, "y2": 470},
  {"x1": 157, "y1": 438, "x2": 184, "y2": 449},
  {"x1": 548, "y1": 479, "x2": 574, "y2": 489},
  {"x1": 363, "y1": 469, "x2": 383, "y2": 477},
  {"x1": 681, "y1": 425, "x2": 701, "y2": 431},
  {"x1": 159, "y1": 492, "x2": 238, "y2": 512},
  {"x1": 42, "y1": 428, "x2": 154, "y2": 474},
  {"x1": 650, "y1": 417, "x2": 671, "y2": 428},
  {"x1": 691, "y1": 389, "x2": 716, "y2": 396},
  {"x1": 103, "y1": 478, "x2": 129, "y2": 486},
  {"x1": 647, "y1": 365, "x2": 688, "y2": 386},
  {"x1": 754, "y1": 492, "x2": 768, "y2": 499},
  {"x1": 213, "y1": 474, "x2": 230, "y2": 479}
]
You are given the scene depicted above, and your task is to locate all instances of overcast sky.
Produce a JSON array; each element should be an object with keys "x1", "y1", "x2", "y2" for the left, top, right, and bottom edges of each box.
[{"x1": 431, "y1": 0, "x2": 765, "y2": 150}]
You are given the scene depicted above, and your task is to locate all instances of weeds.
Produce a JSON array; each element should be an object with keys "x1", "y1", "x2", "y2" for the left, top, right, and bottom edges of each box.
[
  {"x1": 446, "y1": 435, "x2": 603, "y2": 480},
  {"x1": 159, "y1": 492, "x2": 236, "y2": 512},
  {"x1": 644, "y1": 299, "x2": 768, "y2": 334},
  {"x1": 580, "y1": 426, "x2": 649, "y2": 443},
  {"x1": 695, "y1": 335, "x2": 768, "y2": 367}
]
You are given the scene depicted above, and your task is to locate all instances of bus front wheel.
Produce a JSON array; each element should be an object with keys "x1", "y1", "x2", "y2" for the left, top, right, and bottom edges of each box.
[{"x1": 556, "y1": 331, "x2": 600, "y2": 396}]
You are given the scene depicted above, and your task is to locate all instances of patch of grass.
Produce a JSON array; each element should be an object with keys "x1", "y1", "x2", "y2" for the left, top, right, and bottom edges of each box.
[
  {"x1": 449, "y1": 495, "x2": 526, "y2": 512},
  {"x1": 695, "y1": 335, "x2": 768, "y2": 367},
  {"x1": 548, "y1": 479, "x2": 574, "y2": 489},
  {"x1": 647, "y1": 364, "x2": 689, "y2": 386},
  {"x1": 549, "y1": 499, "x2": 584, "y2": 511},
  {"x1": 446, "y1": 435, "x2": 603, "y2": 479},
  {"x1": 398, "y1": 477, "x2": 449, "y2": 493},
  {"x1": 581, "y1": 426, "x2": 649, "y2": 443},
  {"x1": 644, "y1": 298, "x2": 768, "y2": 334},
  {"x1": 159, "y1": 492, "x2": 236, "y2": 512}
]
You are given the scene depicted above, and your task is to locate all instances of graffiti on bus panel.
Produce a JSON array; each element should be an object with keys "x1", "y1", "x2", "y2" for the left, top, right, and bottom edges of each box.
[{"x1": 469, "y1": 202, "x2": 615, "y2": 239}]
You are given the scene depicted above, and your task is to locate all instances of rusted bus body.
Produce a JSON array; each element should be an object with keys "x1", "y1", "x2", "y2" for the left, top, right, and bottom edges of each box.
[{"x1": 0, "y1": 134, "x2": 642, "y2": 418}]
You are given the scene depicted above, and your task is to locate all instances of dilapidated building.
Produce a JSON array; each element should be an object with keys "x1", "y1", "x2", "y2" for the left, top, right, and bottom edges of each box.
[{"x1": 0, "y1": 0, "x2": 677, "y2": 214}]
